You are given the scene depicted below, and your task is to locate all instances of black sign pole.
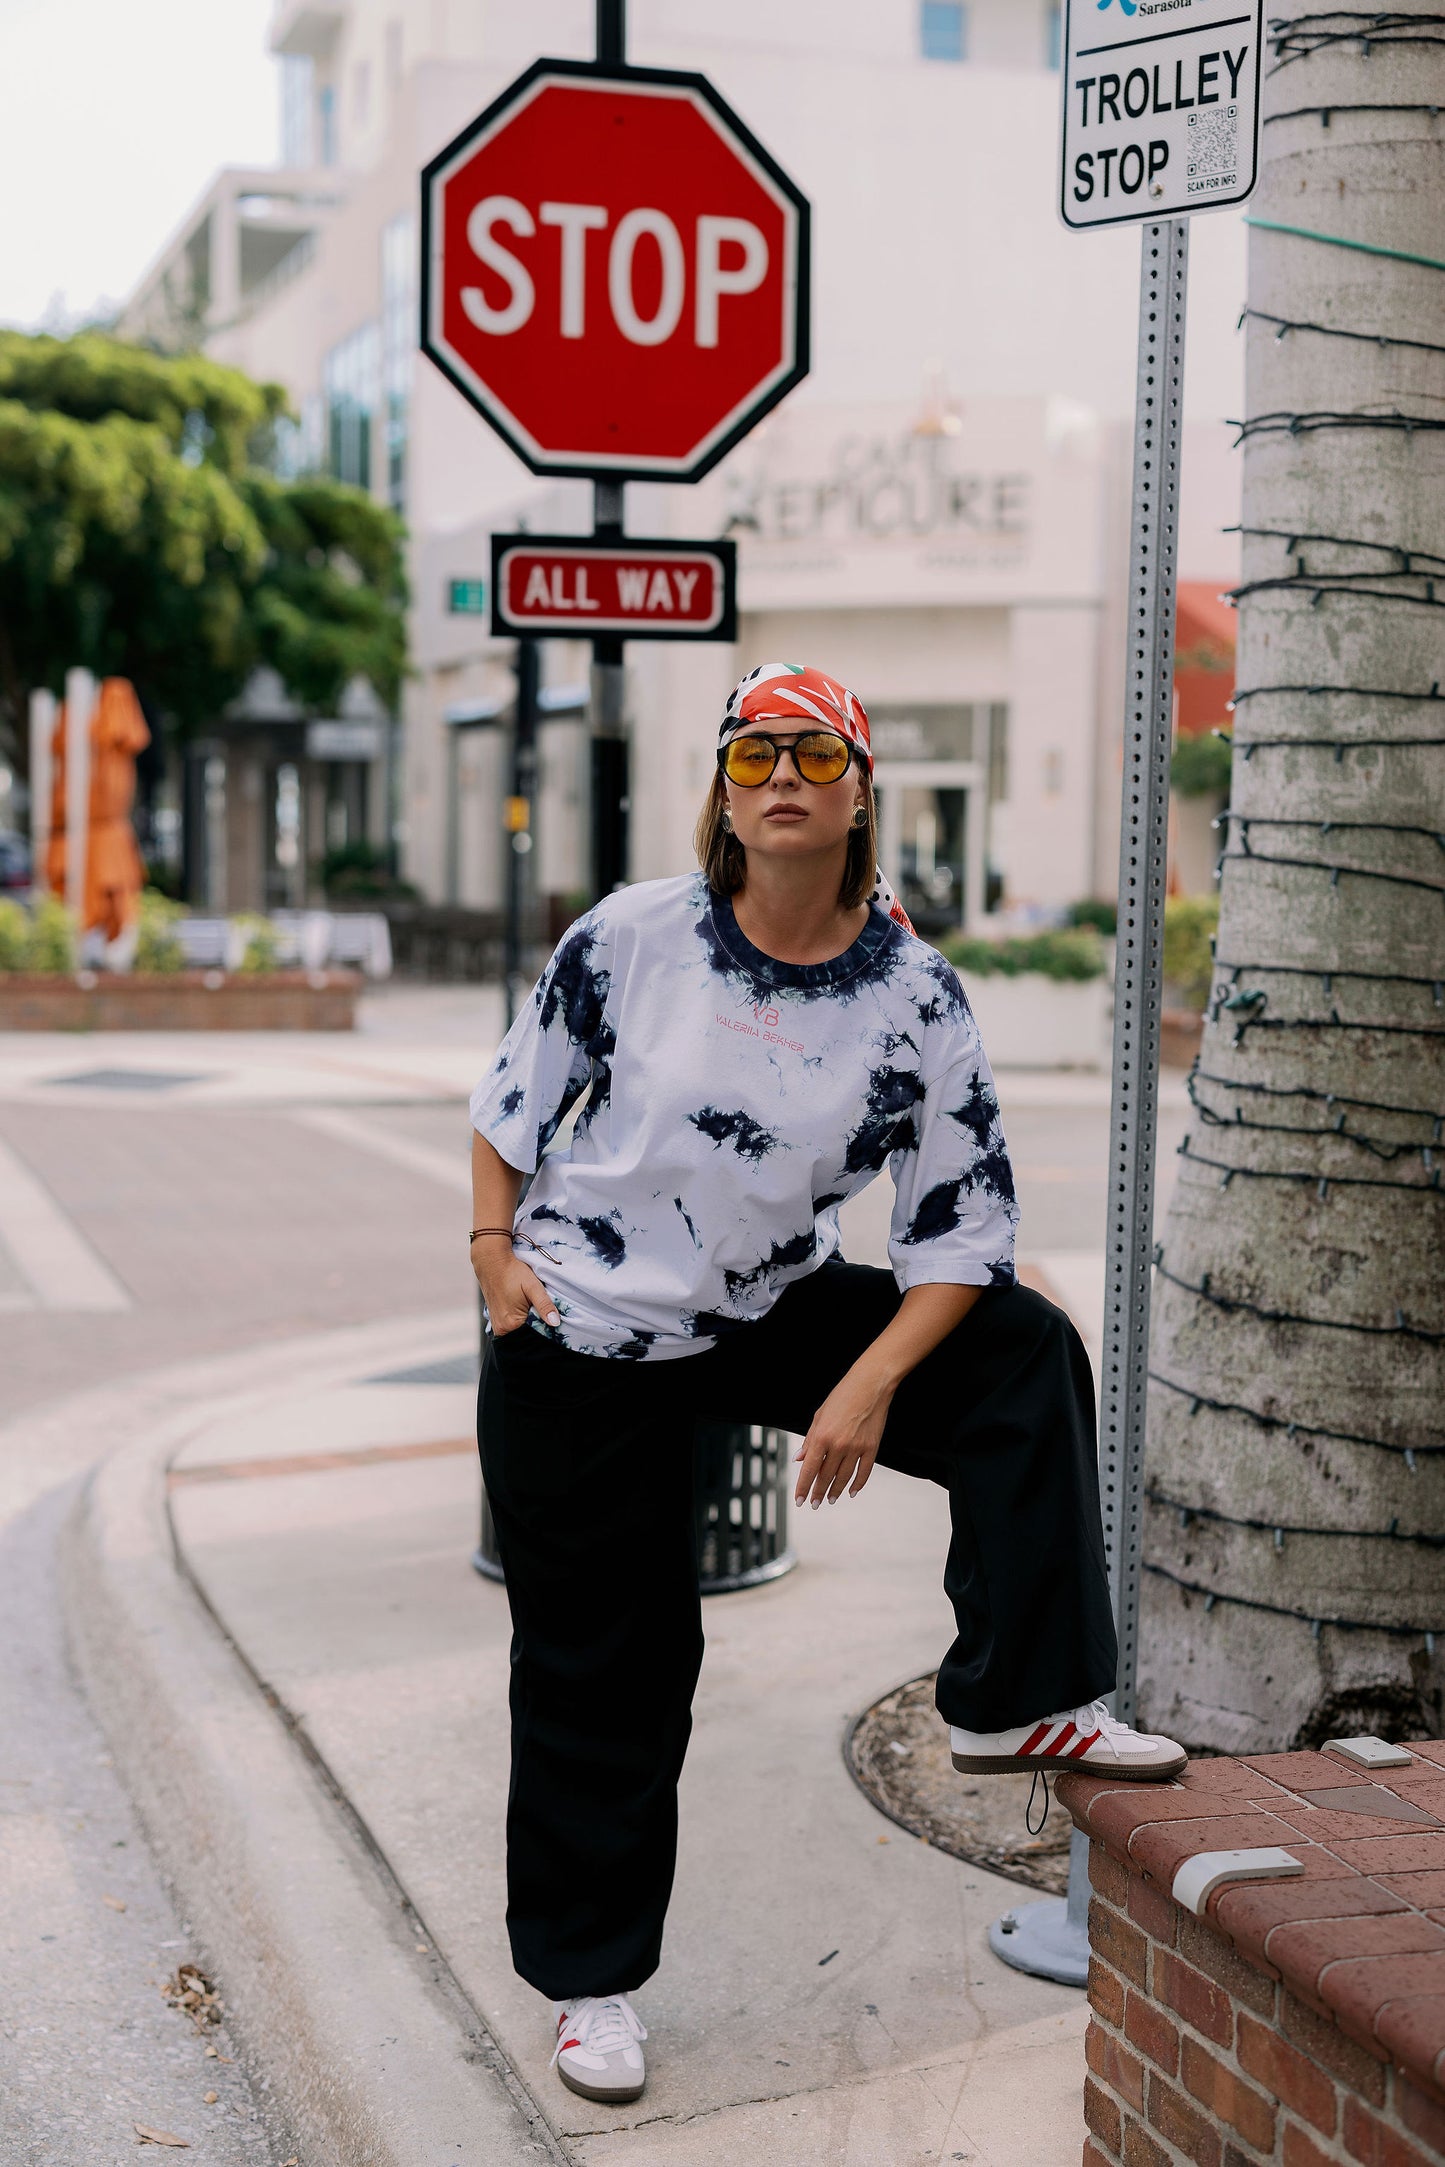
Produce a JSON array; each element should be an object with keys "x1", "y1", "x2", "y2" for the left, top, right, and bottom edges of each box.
[
  {"x1": 590, "y1": 482, "x2": 629, "y2": 900},
  {"x1": 589, "y1": 0, "x2": 630, "y2": 902},
  {"x1": 504, "y1": 637, "x2": 540, "y2": 1030}
]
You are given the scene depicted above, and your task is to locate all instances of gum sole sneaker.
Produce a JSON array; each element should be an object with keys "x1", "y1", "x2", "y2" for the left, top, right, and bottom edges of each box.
[
  {"x1": 551, "y1": 1993, "x2": 647, "y2": 2103},
  {"x1": 950, "y1": 1699, "x2": 1187, "y2": 1782}
]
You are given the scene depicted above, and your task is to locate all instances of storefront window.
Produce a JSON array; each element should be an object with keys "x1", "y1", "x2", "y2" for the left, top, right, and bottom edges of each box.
[
  {"x1": 324, "y1": 322, "x2": 380, "y2": 491},
  {"x1": 920, "y1": 2, "x2": 967, "y2": 62},
  {"x1": 280, "y1": 56, "x2": 314, "y2": 165},
  {"x1": 870, "y1": 704, "x2": 975, "y2": 762},
  {"x1": 318, "y1": 83, "x2": 337, "y2": 166},
  {"x1": 381, "y1": 213, "x2": 416, "y2": 512},
  {"x1": 986, "y1": 702, "x2": 1009, "y2": 911}
]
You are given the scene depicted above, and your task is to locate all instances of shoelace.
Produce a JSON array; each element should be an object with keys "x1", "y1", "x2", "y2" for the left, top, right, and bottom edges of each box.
[
  {"x1": 551, "y1": 1994, "x2": 648, "y2": 2066},
  {"x1": 1071, "y1": 1700, "x2": 1145, "y2": 1747}
]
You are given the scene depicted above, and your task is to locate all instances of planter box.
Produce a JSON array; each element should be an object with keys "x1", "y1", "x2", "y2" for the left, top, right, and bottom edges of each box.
[
  {"x1": 0, "y1": 971, "x2": 361, "y2": 1032},
  {"x1": 1059, "y1": 1745, "x2": 1445, "y2": 2167},
  {"x1": 957, "y1": 970, "x2": 1111, "y2": 1069}
]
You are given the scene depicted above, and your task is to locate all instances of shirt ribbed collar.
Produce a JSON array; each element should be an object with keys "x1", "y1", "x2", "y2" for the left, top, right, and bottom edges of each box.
[{"x1": 708, "y1": 889, "x2": 898, "y2": 991}]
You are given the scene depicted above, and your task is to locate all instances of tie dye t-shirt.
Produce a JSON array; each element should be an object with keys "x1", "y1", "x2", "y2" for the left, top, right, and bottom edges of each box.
[{"x1": 469, "y1": 873, "x2": 1018, "y2": 1361}]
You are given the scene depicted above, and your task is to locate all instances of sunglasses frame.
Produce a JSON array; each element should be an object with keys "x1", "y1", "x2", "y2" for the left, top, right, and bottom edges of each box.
[{"x1": 716, "y1": 729, "x2": 858, "y2": 788}]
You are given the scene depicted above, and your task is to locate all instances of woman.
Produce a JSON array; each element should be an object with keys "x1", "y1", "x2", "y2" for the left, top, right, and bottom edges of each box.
[{"x1": 469, "y1": 662, "x2": 1185, "y2": 2107}]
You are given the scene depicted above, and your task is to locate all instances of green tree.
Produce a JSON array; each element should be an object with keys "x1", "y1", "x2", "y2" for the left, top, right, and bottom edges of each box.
[{"x1": 0, "y1": 332, "x2": 406, "y2": 765}]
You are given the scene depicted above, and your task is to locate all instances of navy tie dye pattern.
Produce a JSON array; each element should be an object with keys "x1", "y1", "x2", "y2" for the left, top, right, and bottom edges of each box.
[
  {"x1": 843, "y1": 1063, "x2": 926, "y2": 1173},
  {"x1": 688, "y1": 1106, "x2": 784, "y2": 1161},
  {"x1": 469, "y1": 874, "x2": 1017, "y2": 1360}
]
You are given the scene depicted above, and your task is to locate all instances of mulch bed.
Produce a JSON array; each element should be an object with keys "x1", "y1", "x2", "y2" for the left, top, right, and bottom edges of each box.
[{"x1": 844, "y1": 1672, "x2": 1072, "y2": 1895}]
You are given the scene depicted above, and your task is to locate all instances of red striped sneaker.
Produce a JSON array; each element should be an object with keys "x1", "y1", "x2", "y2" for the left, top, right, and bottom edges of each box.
[
  {"x1": 949, "y1": 1699, "x2": 1186, "y2": 1781},
  {"x1": 550, "y1": 1993, "x2": 647, "y2": 2103}
]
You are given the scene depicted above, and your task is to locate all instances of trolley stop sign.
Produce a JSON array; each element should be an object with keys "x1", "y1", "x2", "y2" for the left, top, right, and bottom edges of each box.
[
  {"x1": 421, "y1": 60, "x2": 809, "y2": 480},
  {"x1": 1059, "y1": 0, "x2": 1264, "y2": 229}
]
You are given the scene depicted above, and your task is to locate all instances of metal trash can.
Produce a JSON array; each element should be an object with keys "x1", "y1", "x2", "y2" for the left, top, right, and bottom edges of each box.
[
  {"x1": 472, "y1": 1339, "x2": 797, "y2": 1594},
  {"x1": 692, "y1": 1420, "x2": 797, "y2": 1592}
]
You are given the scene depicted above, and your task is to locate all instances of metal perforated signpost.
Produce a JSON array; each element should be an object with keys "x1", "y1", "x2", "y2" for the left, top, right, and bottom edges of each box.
[
  {"x1": 1104, "y1": 219, "x2": 1190, "y2": 1729},
  {"x1": 990, "y1": 1, "x2": 1263, "y2": 1993}
]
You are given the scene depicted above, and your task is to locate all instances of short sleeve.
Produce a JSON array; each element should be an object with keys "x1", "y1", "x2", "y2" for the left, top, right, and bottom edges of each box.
[
  {"x1": 469, "y1": 908, "x2": 613, "y2": 1174},
  {"x1": 887, "y1": 1004, "x2": 1018, "y2": 1291}
]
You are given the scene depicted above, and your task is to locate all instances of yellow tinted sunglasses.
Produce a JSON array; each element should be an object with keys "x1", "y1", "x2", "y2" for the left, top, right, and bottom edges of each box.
[{"x1": 718, "y1": 730, "x2": 855, "y2": 787}]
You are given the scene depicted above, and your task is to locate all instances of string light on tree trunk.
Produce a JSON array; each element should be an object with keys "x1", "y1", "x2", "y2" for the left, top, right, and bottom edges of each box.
[
  {"x1": 1150, "y1": 1370, "x2": 1440, "y2": 1469},
  {"x1": 1268, "y1": 12, "x2": 1445, "y2": 69}
]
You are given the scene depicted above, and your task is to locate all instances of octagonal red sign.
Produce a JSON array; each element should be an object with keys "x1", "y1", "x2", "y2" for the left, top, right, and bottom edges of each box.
[{"x1": 420, "y1": 61, "x2": 810, "y2": 480}]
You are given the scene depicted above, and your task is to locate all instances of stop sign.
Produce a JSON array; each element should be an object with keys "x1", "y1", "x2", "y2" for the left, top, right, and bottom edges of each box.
[{"x1": 420, "y1": 60, "x2": 810, "y2": 481}]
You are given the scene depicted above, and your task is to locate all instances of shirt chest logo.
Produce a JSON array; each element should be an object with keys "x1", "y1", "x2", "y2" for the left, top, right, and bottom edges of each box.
[{"x1": 714, "y1": 1000, "x2": 806, "y2": 1054}]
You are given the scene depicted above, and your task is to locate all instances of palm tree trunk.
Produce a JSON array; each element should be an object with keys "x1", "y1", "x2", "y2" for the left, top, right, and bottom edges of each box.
[{"x1": 1139, "y1": 4, "x2": 1445, "y2": 1753}]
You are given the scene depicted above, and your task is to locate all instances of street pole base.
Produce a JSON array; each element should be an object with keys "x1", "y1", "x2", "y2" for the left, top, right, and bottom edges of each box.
[{"x1": 988, "y1": 1896, "x2": 1089, "y2": 1987}]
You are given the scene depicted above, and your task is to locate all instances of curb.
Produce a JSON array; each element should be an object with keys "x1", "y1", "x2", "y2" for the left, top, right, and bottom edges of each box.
[{"x1": 53, "y1": 1314, "x2": 572, "y2": 2167}]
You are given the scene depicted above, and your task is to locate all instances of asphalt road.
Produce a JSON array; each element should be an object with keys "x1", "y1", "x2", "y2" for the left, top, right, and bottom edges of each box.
[{"x1": 0, "y1": 997, "x2": 475, "y2": 2166}]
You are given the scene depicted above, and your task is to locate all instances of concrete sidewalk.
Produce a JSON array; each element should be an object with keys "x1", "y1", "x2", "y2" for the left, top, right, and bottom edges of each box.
[
  {"x1": 71, "y1": 1317, "x2": 1090, "y2": 2167},
  {"x1": 26, "y1": 1027, "x2": 1190, "y2": 2163}
]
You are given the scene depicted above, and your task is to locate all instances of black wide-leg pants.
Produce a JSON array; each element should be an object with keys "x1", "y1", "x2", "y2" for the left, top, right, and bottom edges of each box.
[{"x1": 479, "y1": 1265, "x2": 1116, "y2": 2001}]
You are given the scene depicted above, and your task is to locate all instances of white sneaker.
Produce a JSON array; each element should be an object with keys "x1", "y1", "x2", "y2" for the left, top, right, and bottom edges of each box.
[
  {"x1": 950, "y1": 1699, "x2": 1187, "y2": 1781},
  {"x1": 550, "y1": 1993, "x2": 648, "y2": 2103}
]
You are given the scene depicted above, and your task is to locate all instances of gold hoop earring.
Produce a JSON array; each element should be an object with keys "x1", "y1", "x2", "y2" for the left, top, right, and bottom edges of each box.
[
  {"x1": 852, "y1": 806, "x2": 867, "y2": 829},
  {"x1": 721, "y1": 809, "x2": 734, "y2": 834}
]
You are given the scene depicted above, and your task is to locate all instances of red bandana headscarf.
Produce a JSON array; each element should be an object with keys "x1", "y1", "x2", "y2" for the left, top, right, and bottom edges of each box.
[{"x1": 719, "y1": 662, "x2": 872, "y2": 775}]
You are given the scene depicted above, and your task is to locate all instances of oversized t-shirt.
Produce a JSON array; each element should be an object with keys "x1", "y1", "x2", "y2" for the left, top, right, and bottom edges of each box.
[{"x1": 468, "y1": 873, "x2": 1017, "y2": 1360}]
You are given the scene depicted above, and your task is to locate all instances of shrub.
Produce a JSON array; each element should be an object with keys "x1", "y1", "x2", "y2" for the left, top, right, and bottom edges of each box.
[
  {"x1": 141, "y1": 859, "x2": 186, "y2": 901},
  {"x1": 318, "y1": 839, "x2": 419, "y2": 902},
  {"x1": 0, "y1": 898, "x2": 28, "y2": 971},
  {"x1": 233, "y1": 913, "x2": 282, "y2": 973},
  {"x1": 24, "y1": 896, "x2": 77, "y2": 973},
  {"x1": 1066, "y1": 898, "x2": 1117, "y2": 936},
  {"x1": 1171, "y1": 729, "x2": 1232, "y2": 798},
  {"x1": 1163, "y1": 894, "x2": 1219, "y2": 1009},
  {"x1": 133, "y1": 889, "x2": 186, "y2": 973},
  {"x1": 942, "y1": 927, "x2": 1108, "y2": 984}
]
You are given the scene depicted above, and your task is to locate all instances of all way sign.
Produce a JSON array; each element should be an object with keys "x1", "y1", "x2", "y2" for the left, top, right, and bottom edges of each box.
[
  {"x1": 1059, "y1": 0, "x2": 1264, "y2": 228},
  {"x1": 490, "y1": 535, "x2": 737, "y2": 641}
]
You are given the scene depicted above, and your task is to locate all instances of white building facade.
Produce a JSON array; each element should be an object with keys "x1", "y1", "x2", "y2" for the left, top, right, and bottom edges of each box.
[{"x1": 119, "y1": 0, "x2": 1245, "y2": 930}]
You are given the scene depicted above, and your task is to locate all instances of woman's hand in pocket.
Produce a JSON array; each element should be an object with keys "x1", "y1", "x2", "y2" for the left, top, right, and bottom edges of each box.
[{"x1": 472, "y1": 1243, "x2": 560, "y2": 1337}]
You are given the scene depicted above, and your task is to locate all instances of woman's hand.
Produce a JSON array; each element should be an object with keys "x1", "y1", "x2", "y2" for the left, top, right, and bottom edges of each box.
[
  {"x1": 471, "y1": 1240, "x2": 561, "y2": 1337},
  {"x1": 470, "y1": 1136, "x2": 560, "y2": 1338},
  {"x1": 791, "y1": 1283, "x2": 984, "y2": 1508},
  {"x1": 793, "y1": 1362, "x2": 894, "y2": 1508}
]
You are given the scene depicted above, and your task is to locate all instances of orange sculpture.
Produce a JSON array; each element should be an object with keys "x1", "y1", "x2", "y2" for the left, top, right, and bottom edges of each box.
[{"x1": 46, "y1": 679, "x2": 151, "y2": 942}]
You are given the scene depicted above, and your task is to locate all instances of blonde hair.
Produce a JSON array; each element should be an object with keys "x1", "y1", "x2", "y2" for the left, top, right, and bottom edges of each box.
[{"x1": 693, "y1": 767, "x2": 878, "y2": 910}]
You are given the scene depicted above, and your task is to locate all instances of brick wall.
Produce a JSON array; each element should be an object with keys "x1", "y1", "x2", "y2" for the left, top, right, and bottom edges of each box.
[{"x1": 1059, "y1": 1748, "x2": 1445, "y2": 2167}]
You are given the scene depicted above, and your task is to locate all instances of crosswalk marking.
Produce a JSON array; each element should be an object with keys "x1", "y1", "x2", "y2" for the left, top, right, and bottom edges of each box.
[{"x1": 0, "y1": 1135, "x2": 131, "y2": 1312}]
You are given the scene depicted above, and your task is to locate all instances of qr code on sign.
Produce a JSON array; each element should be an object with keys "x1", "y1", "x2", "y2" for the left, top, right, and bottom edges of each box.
[{"x1": 1187, "y1": 104, "x2": 1238, "y2": 180}]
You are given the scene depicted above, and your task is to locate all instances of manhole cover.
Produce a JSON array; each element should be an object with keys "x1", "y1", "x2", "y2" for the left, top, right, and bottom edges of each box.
[
  {"x1": 47, "y1": 1069, "x2": 204, "y2": 1091},
  {"x1": 845, "y1": 1673, "x2": 1072, "y2": 1895}
]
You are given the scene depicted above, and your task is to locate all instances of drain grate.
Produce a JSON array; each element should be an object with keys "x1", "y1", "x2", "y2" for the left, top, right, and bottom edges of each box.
[
  {"x1": 46, "y1": 1068, "x2": 206, "y2": 1091},
  {"x1": 365, "y1": 1353, "x2": 479, "y2": 1387}
]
